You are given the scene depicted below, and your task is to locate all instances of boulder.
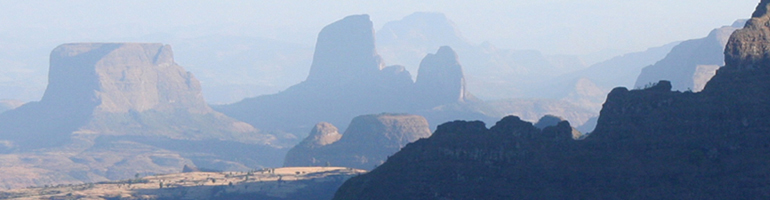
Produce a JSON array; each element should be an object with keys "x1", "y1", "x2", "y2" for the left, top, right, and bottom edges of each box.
[{"x1": 284, "y1": 114, "x2": 431, "y2": 170}]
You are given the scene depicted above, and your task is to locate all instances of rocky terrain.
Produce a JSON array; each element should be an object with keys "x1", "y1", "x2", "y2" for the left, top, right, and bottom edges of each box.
[
  {"x1": 215, "y1": 15, "x2": 496, "y2": 135},
  {"x1": 635, "y1": 20, "x2": 744, "y2": 92},
  {"x1": 284, "y1": 114, "x2": 431, "y2": 170},
  {"x1": 0, "y1": 167, "x2": 365, "y2": 200},
  {"x1": 376, "y1": 12, "x2": 588, "y2": 100},
  {"x1": 0, "y1": 43, "x2": 282, "y2": 189},
  {"x1": 216, "y1": 14, "x2": 599, "y2": 138},
  {"x1": 333, "y1": 1, "x2": 770, "y2": 199}
]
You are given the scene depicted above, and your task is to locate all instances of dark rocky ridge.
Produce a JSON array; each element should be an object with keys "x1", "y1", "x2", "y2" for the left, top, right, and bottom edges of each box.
[
  {"x1": 333, "y1": 1, "x2": 770, "y2": 199},
  {"x1": 0, "y1": 43, "x2": 281, "y2": 188},
  {"x1": 284, "y1": 114, "x2": 431, "y2": 170}
]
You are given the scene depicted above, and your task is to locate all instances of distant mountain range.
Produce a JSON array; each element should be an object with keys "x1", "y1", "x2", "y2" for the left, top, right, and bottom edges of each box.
[
  {"x1": 214, "y1": 15, "x2": 493, "y2": 136},
  {"x1": 376, "y1": 12, "x2": 589, "y2": 100},
  {"x1": 634, "y1": 20, "x2": 745, "y2": 92},
  {"x1": 0, "y1": 10, "x2": 751, "y2": 193},
  {"x1": 0, "y1": 43, "x2": 283, "y2": 189}
]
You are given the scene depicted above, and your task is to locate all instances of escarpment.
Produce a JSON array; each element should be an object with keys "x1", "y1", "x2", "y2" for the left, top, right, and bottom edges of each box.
[
  {"x1": 333, "y1": 1, "x2": 770, "y2": 199},
  {"x1": 0, "y1": 43, "x2": 281, "y2": 189}
]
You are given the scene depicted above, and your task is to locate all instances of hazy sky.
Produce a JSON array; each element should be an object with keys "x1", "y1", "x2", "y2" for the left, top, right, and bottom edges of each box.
[{"x1": 0, "y1": 0, "x2": 760, "y2": 54}]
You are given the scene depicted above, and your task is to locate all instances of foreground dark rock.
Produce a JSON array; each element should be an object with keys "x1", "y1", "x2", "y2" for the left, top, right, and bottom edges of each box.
[
  {"x1": 333, "y1": 1, "x2": 770, "y2": 199},
  {"x1": 284, "y1": 114, "x2": 431, "y2": 170}
]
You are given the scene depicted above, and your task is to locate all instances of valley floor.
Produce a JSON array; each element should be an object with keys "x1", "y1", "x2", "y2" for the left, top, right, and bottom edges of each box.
[{"x1": 0, "y1": 167, "x2": 365, "y2": 200}]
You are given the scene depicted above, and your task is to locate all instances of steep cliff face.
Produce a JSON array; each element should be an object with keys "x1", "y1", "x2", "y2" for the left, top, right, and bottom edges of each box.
[
  {"x1": 305, "y1": 15, "x2": 384, "y2": 84},
  {"x1": 284, "y1": 114, "x2": 431, "y2": 170},
  {"x1": 44, "y1": 43, "x2": 209, "y2": 113},
  {"x1": 216, "y1": 15, "x2": 491, "y2": 138},
  {"x1": 333, "y1": 1, "x2": 770, "y2": 199},
  {"x1": 283, "y1": 122, "x2": 342, "y2": 167},
  {"x1": 21, "y1": 43, "x2": 263, "y2": 142},
  {"x1": 414, "y1": 46, "x2": 467, "y2": 107},
  {"x1": 725, "y1": 1, "x2": 770, "y2": 70},
  {"x1": 0, "y1": 43, "x2": 281, "y2": 189},
  {"x1": 376, "y1": 12, "x2": 471, "y2": 75},
  {"x1": 634, "y1": 22, "x2": 741, "y2": 92},
  {"x1": 376, "y1": 12, "x2": 587, "y2": 100},
  {"x1": 333, "y1": 117, "x2": 578, "y2": 199}
]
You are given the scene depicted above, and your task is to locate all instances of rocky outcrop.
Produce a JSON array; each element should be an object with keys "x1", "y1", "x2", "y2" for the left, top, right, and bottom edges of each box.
[
  {"x1": 283, "y1": 122, "x2": 342, "y2": 167},
  {"x1": 284, "y1": 114, "x2": 431, "y2": 170},
  {"x1": 333, "y1": 1, "x2": 770, "y2": 199},
  {"x1": 306, "y1": 15, "x2": 384, "y2": 84},
  {"x1": 376, "y1": 12, "x2": 471, "y2": 74},
  {"x1": 298, "y1": 122, "x2": 343, "y2": 148},
  {"x1": 414, "y1": 46, "x2": 467, "y2": 107},
  {"x1": 216, "y1": 15, "x2": 492, "y2": 139},
  {"x1": 0, "y1": 43, "x2": 282, "y2": 188},
  {"x1": 726, "y1": 2, "x2": 770, "y2": 70},
  {"x1": 533, "y1": 115, "x2": 563, "y2": 129},
  {"x1": 634, "y1": 21, "x2": 743, "y2": 92},
  {"x1": 376, "y1": 12, "x2": 586, "y2": 100}
]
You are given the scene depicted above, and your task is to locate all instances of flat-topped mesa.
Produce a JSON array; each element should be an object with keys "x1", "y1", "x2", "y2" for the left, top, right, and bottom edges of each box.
[
  {"x1": 305, "y1": 14, "x2": 384, "y2": 84},
  {"x1": 725, "y1": 0, "x2": 770, "y2": 70},
  {"x1": 284, "y1": 114, "x2": 431, "y2": 170},
  {"x1": 43, "y1": 43, "x2": 210, "y2": 114},
  {"x1": 414, "y1": 46, "x2": 467, "y2": 106}
]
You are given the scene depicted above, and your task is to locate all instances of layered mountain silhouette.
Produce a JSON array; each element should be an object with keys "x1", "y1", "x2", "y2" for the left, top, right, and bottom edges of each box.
[
  {"x1": 284, "y1": 113, "x2": 431, "y2": 170},
  {"x1": 333, "y1": 1, "x2": 770, "y2": 199},
  {"x1": 0, "y1": 43, "x2": 282, "y2": 188},
  {"x1": 215, "y1": 15, "x2": 491, "y2": 136},
  {"x1": 525, "y1": 21, "x2": 741, "y2": 128},
  {"x1": 376, "y1": 12, "x2": 587, "y2": 100},
  {"x1": 531, "y1": 41, "x2": 679, "y2": 113},
  {"x1": 635, "y1": 20, "x2": 745, "y2": 92}
]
